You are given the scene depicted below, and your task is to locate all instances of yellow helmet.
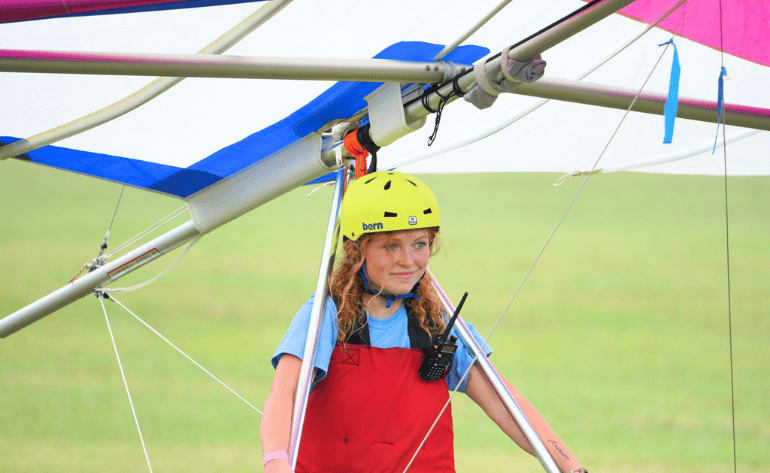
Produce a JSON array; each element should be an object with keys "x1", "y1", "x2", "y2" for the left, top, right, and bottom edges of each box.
[{"x1": 340, "y1": 171, "x2": 440, "y2": 241}]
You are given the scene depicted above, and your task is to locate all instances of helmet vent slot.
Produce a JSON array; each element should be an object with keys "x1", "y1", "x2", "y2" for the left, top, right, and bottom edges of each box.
[
  {"x1": 384, "y1": 211, "x2": 398, "y2": 217},
  {"x1": 364, "y1": 177, "x2": 377, "y2": 184},
  {"x1": 423, "y1": 208, "x2": 432, "y2": 215},
  {"x1": 406, "y1": 179, "x2": 417, "y2": 187},
  {"x1": 383, "y1": 180, "x2": 392, "y2": 190}
]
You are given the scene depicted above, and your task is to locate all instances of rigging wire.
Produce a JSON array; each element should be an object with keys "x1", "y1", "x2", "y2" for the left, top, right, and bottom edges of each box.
[
  {"x1": 97, "y1": 294, "x2": 154, "y2": 473},
  {"x1": 552, "y1": 129, "x2": 760, "y2": 184},
  {"x1": 717, "y1": 0, "x2": 738, "y2": 470},
  {"x1": 405, "y1": 0, "x2": 610, "y2": 112},
  {"x1": 102, "y1": 234, "x2": 199, "y2": 295},
  {"x1": 96, "y1": 185, "x2": 125, "y2": 262},
  {"x1": 433, "y1": 0, "x2": 516, "y2": 60},
  {"x1": 104, "y1": 187, "x2": 125, "y2": 246},
  {"x1": 69, "y1": 185, "x2": 130, "y2": 282},
  {"x1": 103, "y1": 204, "x2": 190, "y2": 261},
  {"x1": 402, "y1": 34, "x2": 677, "y2": 473},
  {"x1": 106, "y1": 294, "x2": 262, "y2": 415},
  {"x1": 392, "y1": 0, "x2": 690, "y2": 172}
]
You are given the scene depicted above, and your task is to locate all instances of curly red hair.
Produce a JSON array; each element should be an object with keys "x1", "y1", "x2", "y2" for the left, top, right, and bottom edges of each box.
[{"x1": 329, "y1": 229, "x2": 445, "y2": 343}]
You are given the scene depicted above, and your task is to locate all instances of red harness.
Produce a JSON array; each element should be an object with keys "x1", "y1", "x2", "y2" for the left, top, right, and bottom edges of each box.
[{"x1": 297, "y1": 344, "x2": 455, "y2": 473}]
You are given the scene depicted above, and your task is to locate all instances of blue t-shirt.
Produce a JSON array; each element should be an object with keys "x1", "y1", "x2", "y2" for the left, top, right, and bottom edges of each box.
[{"x1": 272, "y1": 295, "x2": 492, "y2": 393}]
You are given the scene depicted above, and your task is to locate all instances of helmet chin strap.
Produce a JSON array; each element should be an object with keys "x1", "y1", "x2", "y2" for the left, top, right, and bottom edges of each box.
[{"x1": 358, "y1": 262, "x2": 421, "y2": 308}]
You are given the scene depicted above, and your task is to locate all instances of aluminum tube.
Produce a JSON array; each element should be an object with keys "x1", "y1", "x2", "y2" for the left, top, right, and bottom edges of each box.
[
  {"x1": 434, "y1": 0, "x2": 514, "y2": 60},
  {"x1": 514, "y1": 76, "x2": 770, "y2": 131},
  {"x1": 188, "y1": 134, "x2": 335, "y2": 233},
  {"x1": 429, "y1": 271, "x2": 560, "y2": 473},
  {"x1": 507, "y1": 0, "x2": 636, "y2": 61},
  {"x1": 0, "y1": 50, "x2": 447, "y2": 82},
  {"x1": 288, "y1": 168, "x2": 345, "y2": 468},
  {"x1": 404, "y1": 0, "x2": 636, "y2": 123},
  {"x1": 0, "y1": 0, "x2": 292, "y2": 161},
  {"x1": 0, "y1": 220, "x2": 200, "y2": 338}
]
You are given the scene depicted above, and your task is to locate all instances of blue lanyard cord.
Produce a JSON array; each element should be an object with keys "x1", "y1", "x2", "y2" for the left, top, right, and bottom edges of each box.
[
  {"x1": 713, "y1": 66, "x2": 728, "y2": 154},
  {"x1": 358, "y1": 262, "x2": 420, "y2": 308},
  {"x1": 658, "y1": 38, "x2": 680, "y2": 144}
]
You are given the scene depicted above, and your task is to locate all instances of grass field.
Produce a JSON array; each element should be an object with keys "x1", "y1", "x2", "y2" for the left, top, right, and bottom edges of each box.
[{"x1": 1, "y1": 161, "x2": 768, "y2": 472}]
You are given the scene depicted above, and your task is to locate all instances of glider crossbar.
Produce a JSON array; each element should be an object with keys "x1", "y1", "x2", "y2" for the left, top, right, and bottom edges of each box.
[
  {"x1": 402, "y1": 0, "x2": 636, "y2": 125},
  {"x1": 0, "y1": 0, "x2": 292, "y2": 161},
  {"x1": 515, "y1": 77, "x2": 770, "y2": 131},
  {"x1": 103, "y1": 235, "x2": 200, "y2": 294},
  {"x1": 0, "y1": 220, "x2": 200, "y2": 338},
  {"x1": 392, "y1": 0, "x2": 691, "y2": 172},
  {"x1": 0, "y1": 51, "x2": 449, "y2": 82},
  {"x1": 104, "y1": 204, "x2": 190, "y2": 261},
  {"x1": 107, "y1": 294, "x2": 262, "y2": 415}
]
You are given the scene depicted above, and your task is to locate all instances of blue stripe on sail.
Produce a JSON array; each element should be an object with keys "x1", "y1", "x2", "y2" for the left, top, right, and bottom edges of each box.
[
  {"x1": 0, "y1": 136, "x2": 195, "y2": 194},
  {"x1": 5, "y1": 41, "x2": 489, "y2": 198}
]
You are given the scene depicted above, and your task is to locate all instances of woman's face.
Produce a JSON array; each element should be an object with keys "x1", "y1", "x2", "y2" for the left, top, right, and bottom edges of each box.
[{"x1": 363, "y1": 229, "x2": 432, "y2": 296}]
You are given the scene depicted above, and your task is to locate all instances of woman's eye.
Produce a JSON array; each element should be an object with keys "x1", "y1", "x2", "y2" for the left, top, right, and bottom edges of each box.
[
  {"x1": 414, "y1": 241, "x2": 427, "y2": 249},
  {"x1": 388, "y1": 243, "x2": 399, "y2": 251}
]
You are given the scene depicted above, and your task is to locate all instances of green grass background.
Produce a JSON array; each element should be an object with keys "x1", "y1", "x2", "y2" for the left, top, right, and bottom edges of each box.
[{"x1": 1, "y1": 161, "x2": 767, "y2": 472}]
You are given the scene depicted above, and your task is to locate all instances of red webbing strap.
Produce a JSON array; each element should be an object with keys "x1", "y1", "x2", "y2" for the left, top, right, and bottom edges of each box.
[{"x1": 343, "y1": 130, "x2": 369, "y2": 179}]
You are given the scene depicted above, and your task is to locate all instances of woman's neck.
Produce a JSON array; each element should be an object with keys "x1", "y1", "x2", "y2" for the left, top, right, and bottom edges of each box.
[{"x1": 362, "y1": 293, "x2": 402, "y2": 319}]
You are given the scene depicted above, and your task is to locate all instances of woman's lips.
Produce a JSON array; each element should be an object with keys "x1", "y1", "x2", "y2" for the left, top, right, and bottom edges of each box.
[{"x1": 392, "y1": 271, "x2": 414, "y2": 279}]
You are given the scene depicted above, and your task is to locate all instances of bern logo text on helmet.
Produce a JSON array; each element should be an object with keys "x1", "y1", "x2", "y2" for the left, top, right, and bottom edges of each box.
[
  {"x1": 408, "y1": 216, "x2": 417, "y2": 225},
  {"x1": 362, "y1": 222, "x2": 384, "y2": 231}
]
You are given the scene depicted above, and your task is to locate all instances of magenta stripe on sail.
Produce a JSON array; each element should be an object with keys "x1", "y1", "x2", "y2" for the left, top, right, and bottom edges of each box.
[
  {"x1": 0, "y1": 0, "x2": 262, "y2": 23},
  {"x1": 615, "y1": 0, "x2": 770, "y2": 67},
  {"x1": 0, "y1": 0, "x2": 180, "y2": 23}
]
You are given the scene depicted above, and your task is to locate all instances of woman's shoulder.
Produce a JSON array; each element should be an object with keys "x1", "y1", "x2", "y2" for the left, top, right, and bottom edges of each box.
[{"x1": 295, "y1": 294, "x2": 339, "y2": 321}]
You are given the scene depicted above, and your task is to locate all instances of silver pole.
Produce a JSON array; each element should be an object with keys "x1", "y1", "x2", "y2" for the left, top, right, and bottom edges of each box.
[
  {"x1": 429, "y1": 271, "x2": 560, "y2": 473},
  {"x1": 403, "y1": 0, "x2": 636, "y2": 123},
  {"x1": 3, "y1": 134, "x2": 338, "y2": 337},
  {"x1": 515, "y1": 76, "x2": 770, "y2": 131},
  {"x1": 0, "y1": 50, "x2": 447, "y2": 82},
  {"x1": 0, "y1": 0, "x2": 293, "y2": 161},
  {"x1": 288, "y1": 168, "x2": 346, "y2": 468},
  {"x1": 0, "y1": 220, "x2": 200, "y2": 338},
  {"x1": 434, "y1": 0, "x2": 515, "y2": 60}
]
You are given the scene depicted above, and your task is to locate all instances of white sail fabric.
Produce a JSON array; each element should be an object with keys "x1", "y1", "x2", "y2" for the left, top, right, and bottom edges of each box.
[{"x1": 1, "y1": 0, "x2": 768, "y2": 182}]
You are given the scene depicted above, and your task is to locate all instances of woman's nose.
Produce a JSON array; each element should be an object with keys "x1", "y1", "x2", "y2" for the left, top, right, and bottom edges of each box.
[{"x1": 397, "y1": 249, "x2": 414, "y2": 266}]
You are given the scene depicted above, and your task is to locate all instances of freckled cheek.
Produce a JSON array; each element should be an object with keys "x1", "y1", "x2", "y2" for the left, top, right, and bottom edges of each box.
[{"x1": 414, "y1": 250, "x2": 431, "y2": 268}]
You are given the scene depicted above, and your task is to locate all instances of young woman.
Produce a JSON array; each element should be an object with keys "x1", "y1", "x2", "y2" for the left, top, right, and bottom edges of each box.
[{"x1": 260, "y1": 171, "x2": 587, "y2": 473}]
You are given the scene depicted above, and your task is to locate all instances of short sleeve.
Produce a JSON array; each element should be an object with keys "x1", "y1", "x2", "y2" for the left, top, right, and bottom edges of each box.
[
  {"x1": 271, "y1": 295, "x2": 339, "y2": 388},
  {"x1": 446, "y1": 320, "x2": 492, "y2": 393}
]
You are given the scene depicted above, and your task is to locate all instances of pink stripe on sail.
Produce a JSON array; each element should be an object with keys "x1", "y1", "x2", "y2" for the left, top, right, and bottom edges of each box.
[
  {"x1": 615, "y1": 0, "x2": 770, "y2": 67},
  {"x1": 0, "y1": 0, "x2": 182, "y2": 23},
  {"x1": 0, "y1": 49, "x2": 139, "y2": 61}
]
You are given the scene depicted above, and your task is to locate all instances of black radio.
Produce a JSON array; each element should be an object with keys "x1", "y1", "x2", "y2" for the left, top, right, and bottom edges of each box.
[{"x1": 419, "y1": 292, "x2": 468, "y2": 381}]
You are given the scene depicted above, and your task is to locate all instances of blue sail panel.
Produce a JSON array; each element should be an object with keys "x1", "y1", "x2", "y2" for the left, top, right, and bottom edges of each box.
[{"x1": 5, "y1": 41, "x2": 489, "y2": 198}]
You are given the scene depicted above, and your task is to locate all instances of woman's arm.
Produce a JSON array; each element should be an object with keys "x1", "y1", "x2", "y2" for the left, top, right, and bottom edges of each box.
[
  {"x1": 260, "y1": 354, "x2": 303, "y2": 473},
  {"x1": 465, "y1": 364, "x2": 586, "y2": 473}
]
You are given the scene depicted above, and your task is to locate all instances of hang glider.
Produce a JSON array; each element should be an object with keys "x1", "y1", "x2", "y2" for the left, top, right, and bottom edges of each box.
[
  {"x1": 1, "y1": 0, "x2": 768, "y2": 471},
  {"x1": 1, "y1": 42, "x2": 488, "y2": 198}
]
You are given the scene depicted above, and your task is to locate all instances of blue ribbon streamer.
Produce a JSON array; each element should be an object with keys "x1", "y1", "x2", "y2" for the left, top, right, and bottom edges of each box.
[
  {"x1": 659, "y1": 38, "x2": 680, "y2": 144},
  {"x1": 713, "y1": 66, "x2": 728, "y2": 154}
]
